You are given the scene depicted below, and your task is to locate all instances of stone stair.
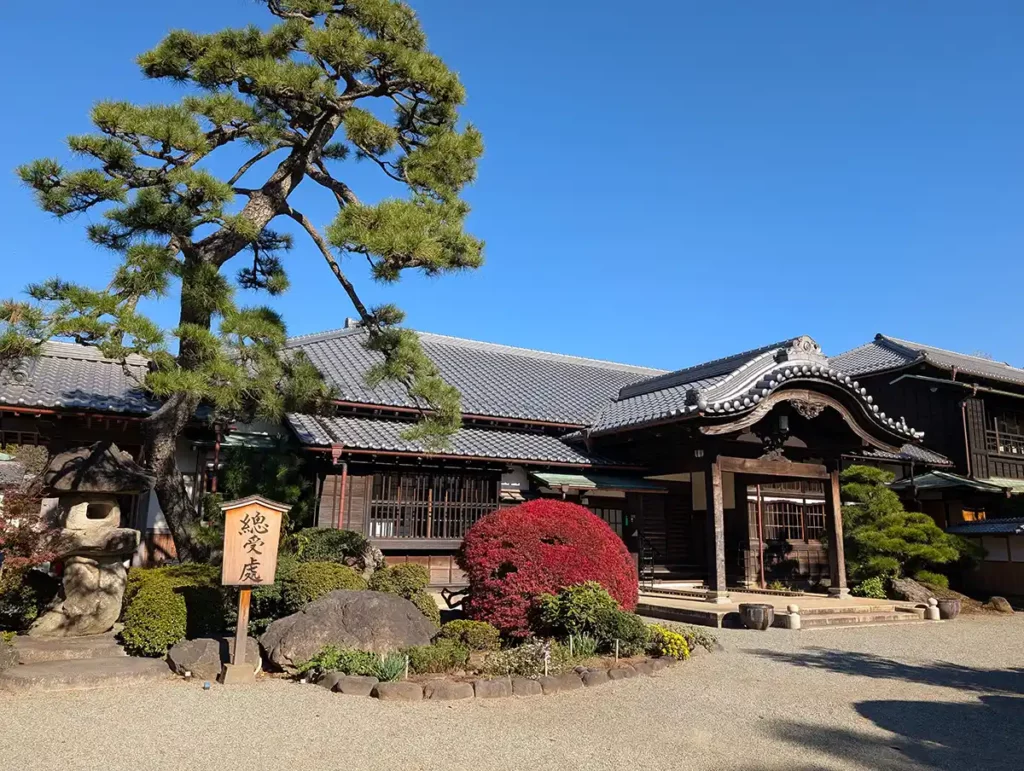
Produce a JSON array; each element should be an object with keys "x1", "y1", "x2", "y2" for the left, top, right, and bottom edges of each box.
[
  {"x1": 777, "y1": 604, "x2": 927, "y2": 629},
  {"x1": 0, "y1": 633, "x2": 171, "y2": 693}
]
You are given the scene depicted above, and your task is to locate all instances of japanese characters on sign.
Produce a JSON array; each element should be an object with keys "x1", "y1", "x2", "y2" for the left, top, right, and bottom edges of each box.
[{"x1": 220, "y1": 497, "x2": 286, "y2": 587}]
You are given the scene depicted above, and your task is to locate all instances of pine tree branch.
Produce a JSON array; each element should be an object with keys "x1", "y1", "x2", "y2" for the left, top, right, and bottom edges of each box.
[
  {"x1": 283, "y1": 204, "x2": 374, "y2": 326},
  {"x1": 305, "y1": 162, "x2": 359, "y2": 207},
  {"x1": 227, "y1": 145, "x2": 284, "y2": 186}
]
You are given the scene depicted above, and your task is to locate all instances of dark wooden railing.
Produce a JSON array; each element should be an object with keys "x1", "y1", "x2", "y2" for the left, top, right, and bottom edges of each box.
[
  {"x1": 987, "y1": 428, "x2": 1024, "y2": 457},
  {"x1": 367, "y1": 472, "x2": 498, "y2": 540}
]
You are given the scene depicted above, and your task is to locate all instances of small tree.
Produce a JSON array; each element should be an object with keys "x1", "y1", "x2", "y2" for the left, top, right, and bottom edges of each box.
[
  {"x1": 2, "y1": 1, "x2": 483, "y2": 560},
  {"x1": 841, "y1": 465, "x2": 965, "y2": 581}
]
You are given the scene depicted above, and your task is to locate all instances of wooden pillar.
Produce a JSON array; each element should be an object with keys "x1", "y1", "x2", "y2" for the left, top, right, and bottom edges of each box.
[
  {"x1": 825, "y1": 469, "x2": 849, "y2": 597},
  {"x1": 705, "y1": 459, "x2": 729, "y2": 601}
]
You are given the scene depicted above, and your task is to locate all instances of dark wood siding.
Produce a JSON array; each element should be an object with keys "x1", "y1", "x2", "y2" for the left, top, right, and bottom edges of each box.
[
  {"x1": 317, "y1": 472, "x2": 370, "y2": 532},
  {"x1": 964, "y1": 397, "x2": 989, "y2": 479}
]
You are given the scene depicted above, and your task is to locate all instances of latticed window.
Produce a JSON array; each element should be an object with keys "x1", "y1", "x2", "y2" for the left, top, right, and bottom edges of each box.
[
  {"x1": 368, "y1": 472, "x2": 499, "y2": 540},
  {"x1": 750, "y1": 481, "x2": 826, "y2": 541},
  {"x1": 988, "y1": 411, "x2": 1024, "y2": 456},
  {"x1": 591, "y1": 507, "x2": 624, "y2": 537}
]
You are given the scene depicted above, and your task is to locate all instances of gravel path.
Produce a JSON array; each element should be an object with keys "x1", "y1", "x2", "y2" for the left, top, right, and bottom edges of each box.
[{"x1": 2, "y1": 615, "x2": 1021, "y2": 771}]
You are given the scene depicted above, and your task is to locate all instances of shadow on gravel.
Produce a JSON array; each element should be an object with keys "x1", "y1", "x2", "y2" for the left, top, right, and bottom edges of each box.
[
  {"x1": 747, "y1": 647, "x2": 1024, "y2": 694},
  {"x1": 775, "y1": 695, "x2": 1024, "y2": 771}
]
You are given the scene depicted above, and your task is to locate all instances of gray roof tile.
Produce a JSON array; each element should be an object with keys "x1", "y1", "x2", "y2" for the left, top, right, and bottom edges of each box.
[
  {"x1": 852, "y1": 444, "x2": 954, "y2": 467},
  {"x1": 830, "y1": 334, "x2": 1024, "y2": 386},
  {"x1": 287, "y1": 327, "x2": 663, "y2": 425},
  {"x1": 286, "y1": 413, "x2": 622, "y2": 466},
  {"x1": 946, "y1": 517, "x2": 1024, "y2": 536},
  {"x1": 0, "y1": 342, "x2": 156, "y2": 415}
]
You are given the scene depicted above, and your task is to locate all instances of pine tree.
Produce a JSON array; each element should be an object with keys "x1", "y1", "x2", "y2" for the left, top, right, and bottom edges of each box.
[
  {"x1": 1, "y1": 1, "x2": 483, "y2": 560},
  {"x1": 840, "y1": 465, "x2": 963, "y2": 581}
]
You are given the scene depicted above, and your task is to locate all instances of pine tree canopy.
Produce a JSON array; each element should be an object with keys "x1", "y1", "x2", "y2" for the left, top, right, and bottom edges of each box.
[
  {"x1": 2, "y1": 0, "x2": 483, "y2": 440},
  {"x1": 840, "y1": 465, "x2": 967, "y2": 581}
]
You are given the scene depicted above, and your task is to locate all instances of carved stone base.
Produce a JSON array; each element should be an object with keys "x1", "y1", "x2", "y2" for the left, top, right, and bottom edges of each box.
[
  {"x1": 827, "y1": 587, "x2": 851, "y2": 600},
  {"x1": 29, "y1": 555, "x2": 129, "y2": 638}
]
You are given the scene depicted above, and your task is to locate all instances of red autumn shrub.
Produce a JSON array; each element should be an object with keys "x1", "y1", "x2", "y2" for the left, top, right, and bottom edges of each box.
[{"x1": 457, "y1": 499, "x2": 638, "y2": 637}]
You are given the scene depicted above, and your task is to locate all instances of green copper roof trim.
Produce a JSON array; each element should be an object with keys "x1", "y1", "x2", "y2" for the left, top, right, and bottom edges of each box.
[
  {"x1": 890, "y1": 471, "x2": 1010, "y2": 494},
  {"x1": 529, "y1": 472, "x2": 667, "y2": 492},
  {"x1": 984, "y1": 477, "x2": 1024, "y2": 494}
]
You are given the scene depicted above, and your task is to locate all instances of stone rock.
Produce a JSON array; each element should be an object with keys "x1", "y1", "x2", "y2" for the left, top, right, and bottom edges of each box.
[
  {"x1": 168, "y1": 637, "x2": 261, "y2": 681},
  {"x1": 372, "y1": 681, "x2": 423, "y2": 701},
  {"x1": 423, "y1": 680, "x2": 474, "y2": 700},
  {"x1": 473, "y1": 677, "x2": 512, "y2": 699},
  {"x1": 649, "y1": 657, "x2": 670, "y2": 671},
  {"x1": 632, "y1": 661, "x2": 656, "y2": 676},
  {"x1": 334, "y1": 675, "x2": 378, "y2": 696},
  {"x1": 985, "y1": 596, "x2": 1014, "y2": 614},
  {"x1": 318, "y1": 671, "x2": 344, "y2": 691},
  {"x1": 29, "y1": 556, "x2": 133, "y2": 638},
  {"x1": 890, "y1": 577, "x2": 934, "y2": 605},
  {"x1": 608, "y1": 666, "x2": 636, "y2": 680},
  {"x1": 537, "y1": 675, "x2": 561, "y2": 695},
  {"x1": 260, "y1": 590, "x2": 437, "y2": 672},
  {"x1": 512, "y1": 677, "x2": 543, "y2": 697},
  {"x1": 557, "y1": 671, "x2": 583, "y2": 691},
  {"x1": 355, "y1": 543, "x2": 386, "y2": 581},
  {"x1": 582, "y1": 669, "x2": 610, "y2": 687}
]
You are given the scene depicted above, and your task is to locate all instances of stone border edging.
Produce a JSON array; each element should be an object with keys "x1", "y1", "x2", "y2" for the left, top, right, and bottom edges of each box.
[{"x1": 315, "y1": 647, "x2": 707, "y2": 702}]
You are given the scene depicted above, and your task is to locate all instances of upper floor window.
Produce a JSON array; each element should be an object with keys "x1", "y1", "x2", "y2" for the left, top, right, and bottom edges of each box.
[
  {"x1": 987, "y1": 411, "x2": 1024, "y2": 456},
  {"x1": 368, "y1": 471, "x2": 499, "y2": 540}
]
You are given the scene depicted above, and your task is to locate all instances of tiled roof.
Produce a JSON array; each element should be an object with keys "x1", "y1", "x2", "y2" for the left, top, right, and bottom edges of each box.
[
  {"x1": 946, "y1": 517, "x2": 1024, "y2": 536},
  {"x1": 286, "y1": 327, "x2": 663, "y2": 426},
  {"x1": 854, "y1": 444, "x2": 954, "y2": 467},
  {"x1": 830, "y1": 334, "x2": 1024, "y2": 386},
  {"x1": 889, "y1": 471, "x2": 1005, "y2": 493},
  {"x1": 0, "y1": 342, "x2": 156, "y2": 415},
  {"x1": 286, "y1": 413, "x2": 624, "y2": 466},
  {"x1": 589, "y1": 335, "x2": 924, "y2": 443}
]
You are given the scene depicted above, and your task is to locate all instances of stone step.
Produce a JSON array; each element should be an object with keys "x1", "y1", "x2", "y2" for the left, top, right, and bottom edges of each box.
[
  {"x1": 792, "y1": 612, "x2": 926, "y2": 629},
  {"x1": 13, "y1": 633, "x2": 126, "y2": 664},
  {"x1": 0, "y1": 656, "x2": 172, "y2": 694},
  {"x1": 797, "y1": 604, "x2": 900, "y2": 616}
]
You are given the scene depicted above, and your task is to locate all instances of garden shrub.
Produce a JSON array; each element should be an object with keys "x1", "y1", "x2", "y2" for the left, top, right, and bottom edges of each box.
[
  {"x1": 282, "y1": 561, "x2": 367, "y2": 613},
  {"x1": 121, "y1": 571, "x2": 187, "y2": 657},
  {"x1": 850, "y1": 576, "x2": 888, "y2": 600},
  {"x1": 568, "y1": 633, "x2": 599, "y2": 658},
  {"x1": 533, "y1": 582, "x2": 620, "y2": 637},
  {"x1": 914, "y1": 570, "x2": 950, "y2": 590},
  {"x1": 295, "y1": 645, "x2": 377, "y2": 679},
  {"x1": 293, "y1": 528, "x2": 369, "y2": 565},
  {"x1": 0, "y1": 566, "x2": 58, "y2": 632},
  {"x1": 594, "y1": 608, "x2": 651, "y2": 656},
  {"x1": 373, "y1": 652, "x2": 407, "y2": 682},
  {"x1": 404, "y1": 639, "x2": 470, "y2": 674},
  {"x1": 437, "y1": 619, "x2": 501, "y2": 651},
  {"x1": 676, "y1": 624, "x2": 718, "y2": 653},
  {"x1": 458, "y1": 500, "x2": 638, "y2": 637},
  {"x1": 648, "y1": 625, "x2": 690, "y2": 660},
  {"x1": 369, "y1": 563, "x2": 439, "y2": 625},
  {"x1": 483, "y1": 639, "x2": 582, "y2": 677}
]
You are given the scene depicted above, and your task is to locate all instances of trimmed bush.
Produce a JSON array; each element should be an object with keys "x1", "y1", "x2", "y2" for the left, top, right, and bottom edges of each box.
[
  {"x1": 404, "y1": 639, "x2": 470, "y2": 674},
  {"x1": 122, "y1": 571, "x2": 187, "y2": 657},
  {"x1": 594, "y1": 608, "x2": 650, "y2": 656},
  {"x1": 0, "y1": 566, "x2": 58, "y2": 632},
  {"x1": 458, "y1": 500, "x2": 638, "y2": 637},
  {"x1": 293, "y1": 528, "x2": 369, "y2": 565},
  {"x1": 369, "y1": 563, "x2": 439, "y2": 625},
  {"x1": 914, "y1": 570, "x2": 950, "y2": 590},
  {"x1": 437, "y1": 619, "x2": 501, "y2": 651},
  {"x1": 369, "y1": 563, "x2": 430, "y2": 595},
  {"x1": 282, "y1": 562, "x2": 367, "y2": 613}
]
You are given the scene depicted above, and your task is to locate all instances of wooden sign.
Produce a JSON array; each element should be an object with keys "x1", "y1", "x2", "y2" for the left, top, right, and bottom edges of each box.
[
  {"x1": 219, "y1": 495, "x2": 290, "y2": 683},
  {"x1": 220, "y1": 495, "x2": 288, "y2": 587}
]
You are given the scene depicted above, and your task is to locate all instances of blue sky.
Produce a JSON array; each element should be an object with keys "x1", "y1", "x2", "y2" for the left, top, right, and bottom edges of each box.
[{"x1": 1, "y1": 1, "x2": 1022, "y2": 371}]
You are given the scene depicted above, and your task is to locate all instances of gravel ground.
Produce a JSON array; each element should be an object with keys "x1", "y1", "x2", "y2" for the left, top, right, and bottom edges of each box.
[{"x1": 2, "y1": 615, "x2": 1021, "y2": 771}]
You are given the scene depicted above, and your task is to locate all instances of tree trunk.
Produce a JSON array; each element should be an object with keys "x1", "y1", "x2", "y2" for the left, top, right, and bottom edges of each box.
[{"x1": 143, "y1": 390, "x2": 206, "y2": 562}]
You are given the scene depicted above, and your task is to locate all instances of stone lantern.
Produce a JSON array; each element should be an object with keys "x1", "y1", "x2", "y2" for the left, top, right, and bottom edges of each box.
[{"x1": 28, "y1": 442, "x2": 151, "y2": 638}]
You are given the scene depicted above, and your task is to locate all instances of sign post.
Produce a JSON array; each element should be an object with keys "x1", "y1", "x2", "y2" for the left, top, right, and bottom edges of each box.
[{"x1": 218, "y1": 495, "x2": 289, "y2": 684}]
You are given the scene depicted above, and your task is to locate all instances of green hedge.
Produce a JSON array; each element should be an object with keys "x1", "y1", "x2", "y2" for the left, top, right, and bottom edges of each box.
[
  {"x1": 404, "y1": 638, "x2": 469, "y2": 674},
  {"x1": 293, "y1": 528, "x2": 368, "y2": 565},
  {"x1": 121, "y1": 571, "x2": 188, "y2": 657},
  {"x1": 369, "y1": 563, "x2": 439, "y2": 625},
  {"x1": 282, "y1": 562, "x2": 367, "y2": 613},
  {"x1": 437, "y1": 619, "x2": 500, "y2": 651}
]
